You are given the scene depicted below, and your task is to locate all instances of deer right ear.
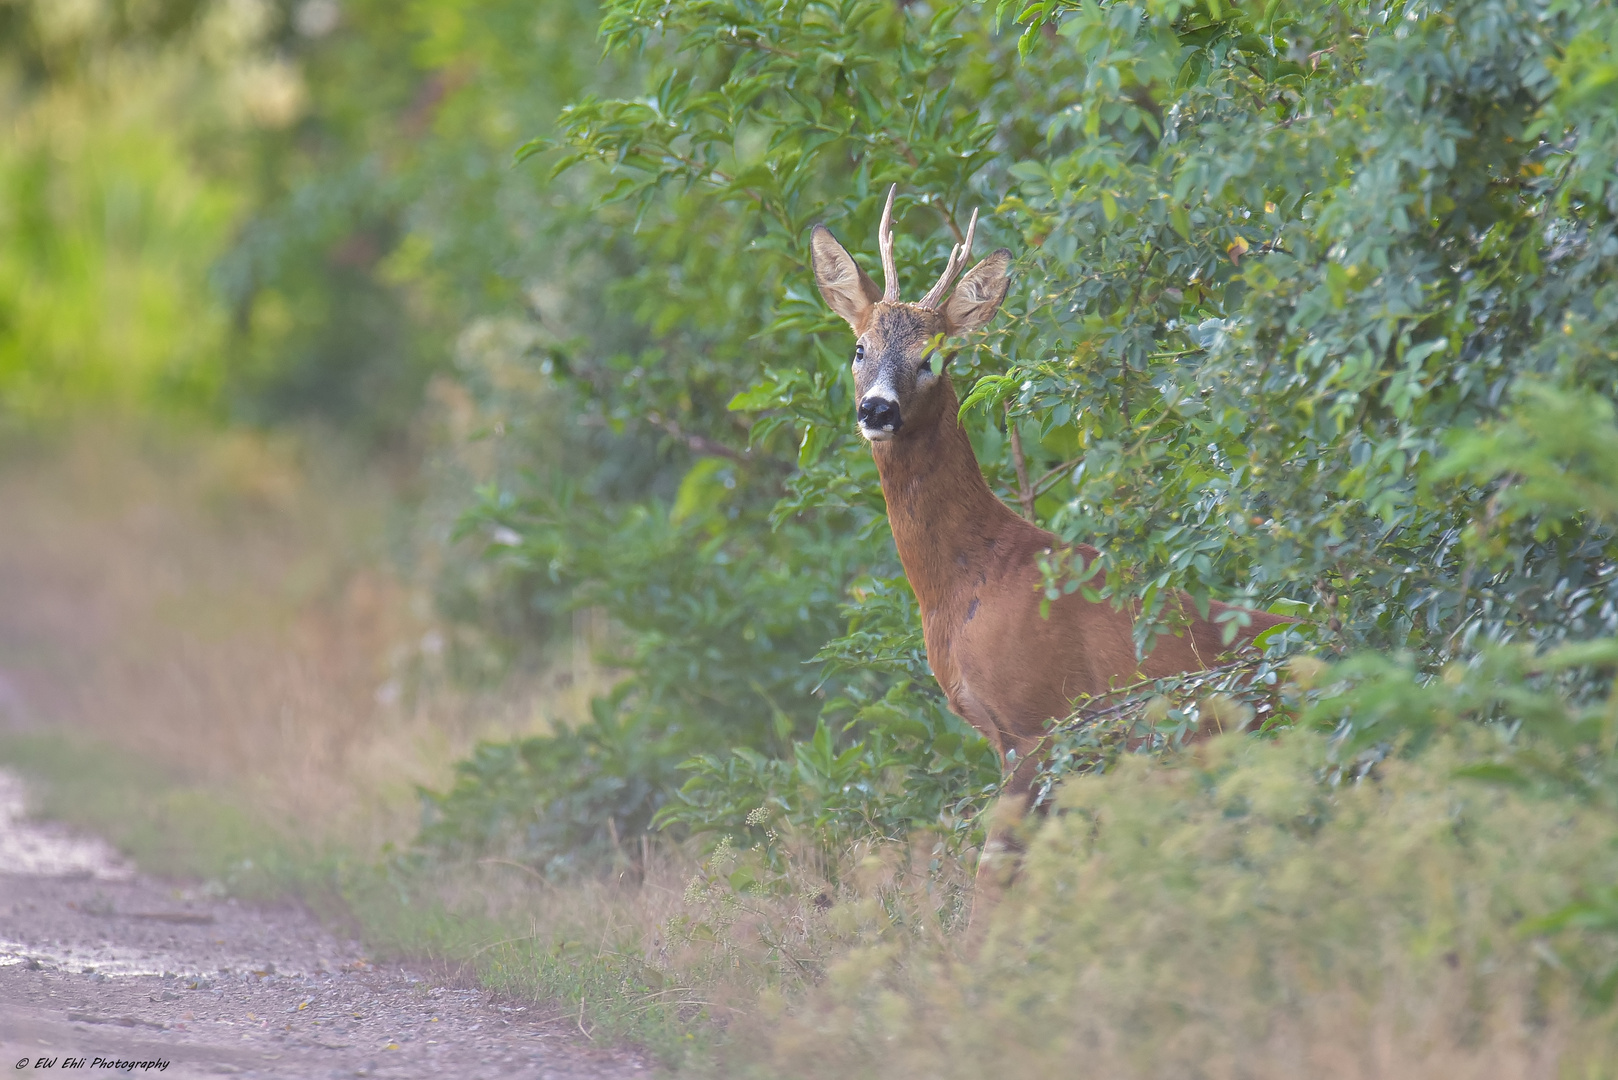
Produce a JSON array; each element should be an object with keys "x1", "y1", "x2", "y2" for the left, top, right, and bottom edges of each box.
[
  {"x1": 942, "y1": 249, "x2": 1013, "y2": 335},
  {"x1": 810, "y1": 225, "x2": 882, "y2": 332}
]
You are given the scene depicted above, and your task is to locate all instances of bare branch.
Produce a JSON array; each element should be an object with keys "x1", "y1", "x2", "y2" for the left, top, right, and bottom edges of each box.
[
  {"x1": 1033, "y1": 455, "x2": 1083, "y2": 499},
  {"x1": 645, "y1": 412, "x2": 748, "y2": 462},
  {"x1": 1007, "y1": 402, "x2": 1036, "y2": 522}
]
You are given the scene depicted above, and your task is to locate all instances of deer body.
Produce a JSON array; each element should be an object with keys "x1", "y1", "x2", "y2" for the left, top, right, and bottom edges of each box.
[
  {"x1": 810, "y1": 188, "x2": 1286, "y2": 822},
  {"x1": 874, "y1": 373, "x2": 1285, "y2": 798}
]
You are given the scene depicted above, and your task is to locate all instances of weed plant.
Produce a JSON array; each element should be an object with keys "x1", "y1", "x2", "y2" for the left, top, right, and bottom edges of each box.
[{"x1": 752, "y1": 731, "x2": 1618, "y2": 1079}]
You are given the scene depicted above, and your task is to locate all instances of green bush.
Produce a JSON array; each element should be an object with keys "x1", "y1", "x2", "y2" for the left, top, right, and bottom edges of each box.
[
  {"x1": 209, "y1": 0, "x2": 617, "y2": 441},
  {"x1": 551, "y1": 0, "x2": 1618, "y2": 652},
  {"x1": 417, "y1": 691, "x2": 686, "y2": 873},
  {"x1": 425, "y1": 0, "x2": 1605, "y2": 851},
  {"x1": 656, "y1": 700, "x2": 1000, "y2": 860}
]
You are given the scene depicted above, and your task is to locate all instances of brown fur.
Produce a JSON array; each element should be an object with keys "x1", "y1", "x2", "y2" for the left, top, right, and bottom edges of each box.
[{"x1": 873, "y1": 374, "x2": 1287, "y2": 798}]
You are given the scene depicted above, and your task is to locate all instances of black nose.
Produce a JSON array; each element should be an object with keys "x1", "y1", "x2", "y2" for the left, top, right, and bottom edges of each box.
[{"x1": 857, "y1": 397, "x2": 902, "y2": 433}]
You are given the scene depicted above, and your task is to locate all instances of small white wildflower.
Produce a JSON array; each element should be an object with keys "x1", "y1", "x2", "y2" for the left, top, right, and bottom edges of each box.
[{"x1": 706, "y1": 835, "x2": 738, "y2": 875}]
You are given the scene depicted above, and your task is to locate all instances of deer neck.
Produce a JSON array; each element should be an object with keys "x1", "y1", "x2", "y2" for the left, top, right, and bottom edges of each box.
[{"x1": 870, "y1": 380, "x2": 1028, "y2": 612}]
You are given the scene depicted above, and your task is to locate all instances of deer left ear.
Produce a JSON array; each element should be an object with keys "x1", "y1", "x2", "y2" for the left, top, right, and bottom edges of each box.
[
  {"x1": 942, "y1": 249, "x2": 1012, "y2": 335},
  {"x1": 811, "y1": 225, "x2": 883, "y2": 332}
]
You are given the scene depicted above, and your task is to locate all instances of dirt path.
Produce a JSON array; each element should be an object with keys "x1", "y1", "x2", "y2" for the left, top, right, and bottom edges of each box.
[{"x1": 0, "y1": 770, "x2": 649, "y2": 1080}]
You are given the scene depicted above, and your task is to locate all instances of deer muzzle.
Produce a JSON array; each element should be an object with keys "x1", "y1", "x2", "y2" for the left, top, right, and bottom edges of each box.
[{"x1": 857, "y1": 395, "x2": 902, "y2": 439}]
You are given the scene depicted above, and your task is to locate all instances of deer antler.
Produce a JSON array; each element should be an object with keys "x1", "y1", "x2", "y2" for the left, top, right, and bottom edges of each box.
[
  {"x1": 918, "y1": 207, "x2": 978, "y2": 310},
  {"x1": 877, "y1": 184, "x2": 900, "y2": 302}
]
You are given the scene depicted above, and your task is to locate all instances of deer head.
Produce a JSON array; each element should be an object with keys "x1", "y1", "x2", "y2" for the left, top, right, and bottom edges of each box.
[{"x1": 810, "y1": 185, "x2": 1012, "y2": 441}]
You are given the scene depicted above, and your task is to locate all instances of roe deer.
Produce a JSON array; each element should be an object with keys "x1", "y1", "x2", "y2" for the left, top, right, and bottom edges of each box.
[{"x1": 810, "y1": 187, "x2": 1288, "y2": 889}]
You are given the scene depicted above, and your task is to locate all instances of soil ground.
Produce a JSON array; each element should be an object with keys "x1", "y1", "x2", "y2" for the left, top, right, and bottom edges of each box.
[{"x1": 0, "y1": 769, "x2": 649, "y2": 1079}]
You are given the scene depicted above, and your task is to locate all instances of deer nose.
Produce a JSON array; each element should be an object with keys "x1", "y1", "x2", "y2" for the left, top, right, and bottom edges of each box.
[{"x1": 857, "y1": 396, "x2": 902, "y2": 434}]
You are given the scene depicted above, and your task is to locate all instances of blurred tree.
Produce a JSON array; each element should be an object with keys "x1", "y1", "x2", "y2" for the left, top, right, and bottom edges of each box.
[
  {"x1": 0, "y1": 0, "x2": 245, "y2": 422},
  {"x1": 212, "y1": 0, "x2": 622, "y2": 443}
]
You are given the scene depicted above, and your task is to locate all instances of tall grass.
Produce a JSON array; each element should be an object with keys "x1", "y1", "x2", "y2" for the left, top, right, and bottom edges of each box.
[
  {"x1": 0, "y1": 426, "x2": 601, "y2": 844},
  {"x1": 750, "y1": 732, "x2": 1618, "y2": 1078},
  {"x1": 363, "y1": 730, "x2": 1618, "y2": 1076}
]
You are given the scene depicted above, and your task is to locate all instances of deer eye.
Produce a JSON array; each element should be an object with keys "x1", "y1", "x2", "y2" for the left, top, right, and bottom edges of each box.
[
  {"x1": 919, "y1": 353, "x2": 933, "y2": 374},
  {"x1": 854, "y1": 343, "x2": 865, "y2": 362}
]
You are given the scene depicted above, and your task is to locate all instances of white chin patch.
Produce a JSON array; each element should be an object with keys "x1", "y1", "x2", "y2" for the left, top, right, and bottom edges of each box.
[{"x1": 860, "y1": 425, "x2": 895, "y2": 442}]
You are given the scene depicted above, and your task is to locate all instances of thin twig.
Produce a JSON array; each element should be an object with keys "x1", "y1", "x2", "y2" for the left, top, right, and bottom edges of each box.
[
  {"x1": 1065, "y1": 658, "x2": 1268, "y2": 727},
  {"x1": 619, "y1": 999, "x2": 719, "y2": 1018},
  {"x1": 930, "y1": 197, "x2": 967, "y2": 246},
  {"x1": 1120, "y1": 244, "x2": 1160, "y2": 421},
  {"x1": 1007, "y1": 402, "x2": 1036, "y2": 522},
  {"x1": 465, "y1": 935, "x2": 536, "y2": 960},
  {"x1": 722, "y1": 28, "x2": 800, "y2": 59},
  {"x1": 476, "y1": 857, "x2": 557, "y2": 888},
  {"x1": 1032, "y1": 456, "x2": 1083, "y2": 499},
  {"x1": 645, "y1": 412, "x2": 749, "y2": 462}
]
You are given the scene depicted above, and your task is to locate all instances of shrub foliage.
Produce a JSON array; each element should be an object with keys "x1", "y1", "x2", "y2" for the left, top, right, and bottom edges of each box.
[{"x1": 437, "y1": 0, "x2": 1618, "y2": 853}]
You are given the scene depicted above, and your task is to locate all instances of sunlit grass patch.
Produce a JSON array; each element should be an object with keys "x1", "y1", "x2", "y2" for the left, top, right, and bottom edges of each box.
[{"x1": 0, "y1": 425, "x2": 586, "y2": 845}]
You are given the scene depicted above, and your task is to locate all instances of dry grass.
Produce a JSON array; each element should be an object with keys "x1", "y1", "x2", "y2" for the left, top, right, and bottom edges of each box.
[
  {"x1": 409, "y1": 735, "x2": 1618, "y2": 1079},
  {"x1": 0, "y1": 422, "x2": 598, "y2": 847},
  {"x1": 747, "y1": 734, "x2": 1618, "y2": 1079}
]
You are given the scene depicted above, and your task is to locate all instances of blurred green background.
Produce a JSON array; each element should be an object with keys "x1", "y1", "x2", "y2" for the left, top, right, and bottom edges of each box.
[{"x1": 4, "y1": 0, "x2": 1618, "y2": 1068}]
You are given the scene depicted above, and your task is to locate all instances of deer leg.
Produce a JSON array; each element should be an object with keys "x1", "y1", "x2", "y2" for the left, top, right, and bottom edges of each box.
[
  {"x1": 944, "y1": 680, "x2": 1048, "y2": 928},
  {"x1": 969, "y1": 729, "x2": 1047, "y2": 929}
]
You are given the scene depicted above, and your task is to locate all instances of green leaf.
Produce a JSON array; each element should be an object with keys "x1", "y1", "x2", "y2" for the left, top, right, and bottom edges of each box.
[
  {"x1": 728, "y1": 382, "x2": 781, "y2": 412},
  {"x1": 959, "y1": 374, "x2": 1013, "y2": 418},
  {"x1": 1170, "y1": 203, "x2": 1192, "y2": 241},
  {"x1": 1452, "y1": 763, "x2": 1532, "y2": 788},
  {"x1": 671, "y1": 459, "x2": 732, "y2": 525},
  {"x1": 798, "y1": 423, "x2": 832, "y2": 468}
]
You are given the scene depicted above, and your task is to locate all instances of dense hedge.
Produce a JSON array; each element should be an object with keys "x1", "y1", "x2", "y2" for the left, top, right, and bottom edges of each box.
[{"x1": 443, "y1": 0, "x2": 1618, "y2": 854}]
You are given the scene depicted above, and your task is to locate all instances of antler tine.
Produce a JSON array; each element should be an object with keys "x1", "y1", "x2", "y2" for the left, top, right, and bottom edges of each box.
[
  {"x1": 918, "y1": 247, "x2": 960, "y2": 309},
  {"x1": 919, "y1": 207, "x2": 978, "y2": 310},
  {"x1": 877, "y1": 184, "x2": 900, "y2": 302}
]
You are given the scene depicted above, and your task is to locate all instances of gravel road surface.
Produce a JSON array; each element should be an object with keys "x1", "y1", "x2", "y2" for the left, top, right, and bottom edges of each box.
[{"x1": 0, "y1": 770, "x2": 650, "y2": 1080}]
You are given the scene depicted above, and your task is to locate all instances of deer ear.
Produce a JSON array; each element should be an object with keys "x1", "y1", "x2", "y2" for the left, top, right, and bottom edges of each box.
[
  {"x1": 942, "y1": 249, "x2": 1012, "y2": 334},
  {"x1": 811, "y1": 225, "x2": 881, "y2": 331}
]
